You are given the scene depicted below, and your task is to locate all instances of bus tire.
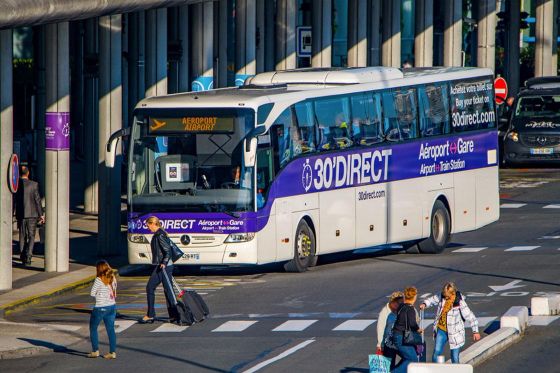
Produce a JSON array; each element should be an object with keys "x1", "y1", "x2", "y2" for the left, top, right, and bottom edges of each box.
[
  {"x1": 284, "y1": 220, "x2": 316, "y2": 273},
  {"x1": 418, "y1": 200, "x2": 451, "y2": 254}
]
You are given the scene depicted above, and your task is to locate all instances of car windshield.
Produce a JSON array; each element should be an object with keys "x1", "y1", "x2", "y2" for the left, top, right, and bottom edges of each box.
[
  {"x1": 514, "y1": 95, "x2": 560, "y2": 118},
  {"x1": 129, "y1": 108, "x2": 255, "y2": 214}
]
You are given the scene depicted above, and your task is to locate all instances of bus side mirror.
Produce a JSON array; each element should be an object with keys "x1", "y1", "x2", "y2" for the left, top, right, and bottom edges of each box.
[
  {"x1": 105, "y1": 128, "x2": 131, "y2": 168},
  {"x1": 244, "y1": 137, "x2": 258, "y2": 167},
  {"x1": 106, "y1": 137, "x2": 119, "y2": 168}
]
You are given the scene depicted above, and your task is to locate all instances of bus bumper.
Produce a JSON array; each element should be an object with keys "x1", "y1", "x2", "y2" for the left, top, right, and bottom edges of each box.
[{"x1": 127, "y1": 233, "x2": 259, "y2": 265}]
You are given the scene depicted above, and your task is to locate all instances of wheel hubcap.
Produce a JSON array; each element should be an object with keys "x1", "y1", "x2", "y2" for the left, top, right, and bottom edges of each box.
[
  {"x1": 297, "y1": 231, "x2": 312, "y2": 260},
  {"x1": 432, "y1": 210, "x2": 445, "y2": 245}
]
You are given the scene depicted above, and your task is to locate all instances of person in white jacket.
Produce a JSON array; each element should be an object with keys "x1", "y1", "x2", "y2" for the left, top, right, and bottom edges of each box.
[
  {"x1": 419, "y1": 282, "x2": 480, "y2": 363},
  {"x1": 376, "y1": 291, "x2": 403, "y2": 369}
]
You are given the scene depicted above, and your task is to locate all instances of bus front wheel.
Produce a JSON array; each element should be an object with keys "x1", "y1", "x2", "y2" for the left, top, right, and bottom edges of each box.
[
  {"x1": 284, "y1": 220, "x2": 316, "y2": 273},
  {"x1": 418, "y1": 200, "x2": 451, "y2": 254}
]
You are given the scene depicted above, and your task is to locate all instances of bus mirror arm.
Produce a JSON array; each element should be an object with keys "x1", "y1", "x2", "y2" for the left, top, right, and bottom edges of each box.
[
  {"x1": 106, "y1": 128, "x2": 131, "y2": 168},
  {"x1": 243, "y1": 137, "x2": 258, "y2": 168}
]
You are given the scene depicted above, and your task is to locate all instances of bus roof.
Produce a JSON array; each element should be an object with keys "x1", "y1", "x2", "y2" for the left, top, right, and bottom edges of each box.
[{"x1": 134, "y1": 67, "x2": 494, "y2": 112}]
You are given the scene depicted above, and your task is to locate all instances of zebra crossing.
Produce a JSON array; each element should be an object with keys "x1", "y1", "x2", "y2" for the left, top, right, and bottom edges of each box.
[
  {"x1": 109, "y1": 314, "x2": 559, "y2": 335},
  {"x1": 452, "y1": 244, "x2": 560, "y2": 253},
  {"x1": 500, "y1": 203, "x2": 560, "y2": 209}
]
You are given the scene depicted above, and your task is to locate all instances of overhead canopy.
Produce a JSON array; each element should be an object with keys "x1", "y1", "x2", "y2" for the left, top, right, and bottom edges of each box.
[{"x1": 0, "y1": 0, "x2": 207, "y2": 29}]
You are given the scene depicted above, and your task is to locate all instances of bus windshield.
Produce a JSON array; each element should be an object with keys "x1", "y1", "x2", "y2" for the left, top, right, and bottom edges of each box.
[{"x1": 129, "y1": 108, "x2": 255, "y2": 214}]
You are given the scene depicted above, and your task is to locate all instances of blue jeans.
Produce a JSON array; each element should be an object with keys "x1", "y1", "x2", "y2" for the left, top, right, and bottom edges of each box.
[
  {"x1": 392, "y1": 333, "x2": 419, "y2": 373},
  {"x1": 432, "y1": 328, "x2": 460, "y2": 363},
  {"x1": 90, "y1": 305, "x2": 117, "y2": 353}
]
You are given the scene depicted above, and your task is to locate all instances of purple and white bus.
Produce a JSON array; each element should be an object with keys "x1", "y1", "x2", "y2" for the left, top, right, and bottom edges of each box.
[{"x1": 106, "y1": 67, "x2": 499, "y2": 272}]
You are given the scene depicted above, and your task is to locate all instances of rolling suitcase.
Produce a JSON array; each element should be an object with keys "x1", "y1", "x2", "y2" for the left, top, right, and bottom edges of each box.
[
  {"x1": 162, "y1": 270, "x2": 195, "y2": 326},
  {"x1": 171, "y1": 276, "x2": 209, "y2": 323}
]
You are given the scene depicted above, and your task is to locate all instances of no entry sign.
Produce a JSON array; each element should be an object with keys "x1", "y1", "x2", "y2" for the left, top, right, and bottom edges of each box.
[{"x1": 494, "y1": 77, "x2": 508, "y2": 105}]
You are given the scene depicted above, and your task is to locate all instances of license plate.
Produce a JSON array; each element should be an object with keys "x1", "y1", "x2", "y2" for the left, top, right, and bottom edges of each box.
[
  {"x1": 530, "y1": 148, "x2": 553, "y2": 155},
  {"x1": 181, "y1": 253, "x2": 200, "y2": 260}
]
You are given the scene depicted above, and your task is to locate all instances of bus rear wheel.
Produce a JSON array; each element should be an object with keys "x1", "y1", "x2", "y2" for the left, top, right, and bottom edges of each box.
[
  {"x1": 284, "y1": 220, "x2": 316, "y2": 273},
  {"x1": 417, "y1": 200, "x2": 451, "y2": 254}
]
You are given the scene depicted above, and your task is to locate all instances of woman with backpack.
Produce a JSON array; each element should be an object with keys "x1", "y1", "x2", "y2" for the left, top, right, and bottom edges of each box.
[
  {"x1": 88, "y1": 260, "x2": 117, "y2": 359},
  {"x1": 419, "y1": 282, "x2": 481, "y2": 364},
  {"x1": 140, "y1": 216, "x2": 179, "y2": 324}
]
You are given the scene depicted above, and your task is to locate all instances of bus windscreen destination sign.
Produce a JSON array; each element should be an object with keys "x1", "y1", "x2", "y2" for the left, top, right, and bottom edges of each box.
[{"x1": 148, "y1": 116, "x2": 235, "y2": 134}]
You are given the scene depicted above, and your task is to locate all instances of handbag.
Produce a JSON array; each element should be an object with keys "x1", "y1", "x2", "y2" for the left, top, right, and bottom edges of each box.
[
  {"x1": 403, "y1": 305, "x2": 423, "y2": 346},
  {"x1": 368, "y1": 354, "x2": 391, "y2": 373},
  {"x1": 165, "y1": 235, "x2": 185, "y2": 263}
]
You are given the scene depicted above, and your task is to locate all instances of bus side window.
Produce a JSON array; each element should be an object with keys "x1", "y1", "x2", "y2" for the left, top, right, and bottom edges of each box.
[
  {"x1": 314, "y1": 96, "x2": 352, "y2": 150},
  {"x1": 294, "y1": 101, "x2": 317, "y2": 154},
  {"x1": 271, "y1": 108, "x2": 295, "y2": 169},
  {"x1": 256, "y1": 147, "x2": 274, "y2": 210},
  {"x1": 418, "y1": 84, "x2": 450, "y2": 137},
  {"x1": 350, "y1": 92, "x2": 384, "y2": 146}
]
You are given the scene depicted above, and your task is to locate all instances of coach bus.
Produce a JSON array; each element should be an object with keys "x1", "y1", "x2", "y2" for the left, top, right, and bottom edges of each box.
[{"x1": 106, "y1": 67, "x2": 499, "y2": 272}]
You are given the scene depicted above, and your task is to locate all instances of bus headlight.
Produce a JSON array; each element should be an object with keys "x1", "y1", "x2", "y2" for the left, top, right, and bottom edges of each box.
[
  {"x1": 507, "y1": 131, "x2": 519, "y2": 142},
  {"x1": 128, "y1": 234, "x2": 149, "y2": 244},
  {"x1": 225, "y1": 233, "x2": 256, "y2": 243}
]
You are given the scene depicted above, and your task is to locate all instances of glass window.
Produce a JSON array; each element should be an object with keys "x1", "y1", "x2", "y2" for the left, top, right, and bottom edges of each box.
[
  {"x1": 294, "y1": 101, "x2": 317, "y2": 154},
  {"x1": 382, "y1": 88, "x2": 418, "y2": 141},
  {"x1": 350, "y1": 92, "x2": 384, "y2": 145},
  {"x1": 314, "y1": 96, "x2": 352, "y2": 150},
  {"x1": 256, "y1": 148, "x2": 274, "y2": 210},
  {"x1": 418, "y1": 84, "x2": 450, "y2": 137},
  {"x1": 271, "y1": 108, "x2": 295, "y2": 168},
  {"x1": 450, "y1": 79, "x2": 496, "y2": 132},
  {"x1": 514, "y1": 95, "x2": 560, "y2": 119}
]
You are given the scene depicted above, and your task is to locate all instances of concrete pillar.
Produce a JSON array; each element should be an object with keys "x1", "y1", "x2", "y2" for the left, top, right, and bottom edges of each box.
[
  {"x1": 0, "y1": 30, "x2": 13, "y2": 290},
  {"x1": 506, "y1": 0, "x2": 521, "y2": 95},
  {"x1": 312, "y1": 0, "x2": 332, "y2": 67},
  {"x1": 178, "y1": 6, "x2": 190, "y2": 92},
  {"x1": 368, "y1": 0, "x2": 382, "y2": 66},
  {"x1": 443, "y1": 0, "x2": 463, "y2": 67},
  {"x1": 275, "y1": 0, "x2": 297, "y2": 70},
  {"x1": 45, "y1": 22, "x2": 70, "y2": 273},
  {"x1": 98, "y1": 15, "x2": 122, "y2": 257},
  {"x1": 236, "y1": 0, "x2": 257, "y2": 85},
  {"x1": 535, "y1": 0, "x2": 555, "y2": 77},
  {"x1": 128, "y1": 11, "x2": 146, "y2": 110},
  {"x1": 145, "y1": 8, "x2": 167, "y2": 97},
  {"x1": 264, "y1": 0, "x2": 276, "y2": 72},
  {"x1": 477, "y1": 0, "x2": 497, "y2": 71},
  {"x1": 415, "y1": 0, "x2": 433, "y2": 67},
  {"x1": 348, "y1": 0, "x2": 367, "y2": 67},
  {"x1": 218, "y1": 0, "x2": 230, "y2": 87},
  {"x1": 192, "y1": 2, "x2": 214, "y2": 91},
  {"x1": 34, "y1": 26, "x2": 46, "y2": 196},
  {"x1": 84, "y1": 18, "x2": 98, "y2": 214},
  {"x1": 382, "y1": 0, "x2": 401, "y2": 67}
]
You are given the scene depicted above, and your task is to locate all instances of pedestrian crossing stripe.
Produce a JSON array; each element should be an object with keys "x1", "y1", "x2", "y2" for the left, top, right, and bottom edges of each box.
[
  {"x1": 504, "y1": 246, "x2": 540, "y2": 252},
  {"x1": 500, "y1": 203, "x2": 527, "y2": 208},
  {"x1": 212, "y1": 320, "x2": 257, "y2": 332},
  {"x1": 453, "y1": 247, "x2": 488, "y2": 253},
  {"x1": 115, "y1": 320, "x2": 136, "y2": 334},
  {"x1": 151, "y1": 323, "x2": 189, "y2": 332},
  {"x1": 332, "y1": 319, "x2": 376, "y2": 331},
  {"x1": 273, "y1": 320, "x2": 318, "y2": 332}
]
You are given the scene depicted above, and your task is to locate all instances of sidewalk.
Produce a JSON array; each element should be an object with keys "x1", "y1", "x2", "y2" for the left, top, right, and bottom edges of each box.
[{"x1": 0, "y1": 211, "x2": 131, "y2": 359}]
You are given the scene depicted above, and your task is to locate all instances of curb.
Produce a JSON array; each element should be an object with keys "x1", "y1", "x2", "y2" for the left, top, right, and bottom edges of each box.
[
  {"x1": 0, "y1": 264, "x2": 138, "y2": 318},
  {"x1": 461, "y1": 327, "x2": 521, "y2": 366},
  {"x1": 0, "y1": 346, "x2": 51, "y2": 360}
]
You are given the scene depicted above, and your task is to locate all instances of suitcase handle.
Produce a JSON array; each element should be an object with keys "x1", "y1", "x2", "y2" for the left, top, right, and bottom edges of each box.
[
  {"x1": 420, "y1": 309, "x2": 425, "y2": 343},
  {"x1": 162, "y1": 269, "x2": 180, "y2": 305}
]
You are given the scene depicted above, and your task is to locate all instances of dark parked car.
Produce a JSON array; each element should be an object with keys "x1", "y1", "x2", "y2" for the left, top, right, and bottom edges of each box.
[{"x1": 504, "y1": 77, "x2": 560, "y2": 165}]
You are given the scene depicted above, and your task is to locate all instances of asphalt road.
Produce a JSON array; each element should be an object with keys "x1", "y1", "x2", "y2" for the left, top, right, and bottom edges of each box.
[{"x1": 2, "y1": 168, "x2": 560, "y2": 373}]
